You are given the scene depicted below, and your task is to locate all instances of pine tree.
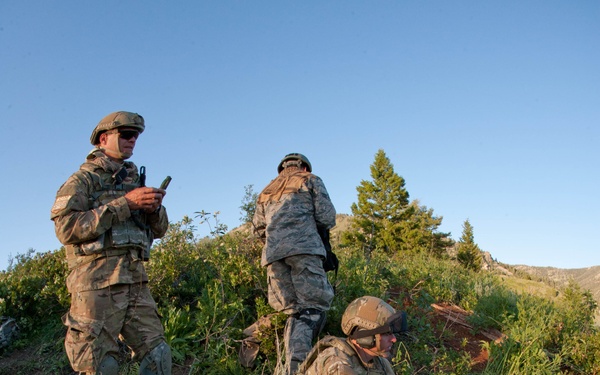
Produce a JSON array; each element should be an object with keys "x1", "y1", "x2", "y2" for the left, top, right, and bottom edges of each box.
[
  {"x1": 342, "y1": 149, "x2": 452, "y2": 256},
  {"x1": 342, "y1": 149, "x2": 410, "y2": 255},
  {"x1": 456, "y1": 219, "x2": 483, "y2": 271},
  {"x1": 400, "y1": 200, "x2": 453, "y2": 256}
]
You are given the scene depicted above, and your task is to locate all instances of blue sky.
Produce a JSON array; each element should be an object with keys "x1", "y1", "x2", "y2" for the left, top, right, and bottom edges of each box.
[{"x1": 1, "y1": 1, "x2": 598, "y2": 271}]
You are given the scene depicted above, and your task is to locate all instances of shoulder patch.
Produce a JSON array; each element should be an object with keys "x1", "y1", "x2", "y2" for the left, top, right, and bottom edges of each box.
[{"x1": 51, "y1": 195, "x2": 70, "y2": 214}]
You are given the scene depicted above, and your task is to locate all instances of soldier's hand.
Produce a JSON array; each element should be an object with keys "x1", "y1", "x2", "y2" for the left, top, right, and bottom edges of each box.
[{"x1": 125, "y1": 187, "x2": 166, "y2": 213}]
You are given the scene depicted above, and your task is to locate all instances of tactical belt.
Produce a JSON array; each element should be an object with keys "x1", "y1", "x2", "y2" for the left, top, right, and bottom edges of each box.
[{"x1": 67, "y1": 249, "x2": 130, "y2": 270}]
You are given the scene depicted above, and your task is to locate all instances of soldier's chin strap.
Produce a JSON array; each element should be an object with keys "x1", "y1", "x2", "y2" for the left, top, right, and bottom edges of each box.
[
  {"x1": 350, "y1": 311, "x2": 407, "y2": 359},
  {"x1": 361, "y1": 336, "x2": 393, "y2": 359},
  {"x1": 98, "y1": 132, "x2": 132, "y2": 160}
]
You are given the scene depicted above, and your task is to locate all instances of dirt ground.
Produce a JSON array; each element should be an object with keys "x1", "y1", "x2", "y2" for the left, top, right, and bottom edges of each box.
[{"x1": 429, "y1": 302, "x2": 505, "y2": 372}]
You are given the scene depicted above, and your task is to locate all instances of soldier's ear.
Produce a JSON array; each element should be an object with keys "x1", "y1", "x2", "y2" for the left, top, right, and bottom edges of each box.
[{"x1": 98, "y1": 132, "x2": 107, "y2": 145}]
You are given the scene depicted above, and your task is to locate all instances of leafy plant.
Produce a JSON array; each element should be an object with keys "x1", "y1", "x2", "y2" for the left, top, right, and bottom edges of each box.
[{"x1": 3, "y1": 185, "x2": 600, "y2": 374}]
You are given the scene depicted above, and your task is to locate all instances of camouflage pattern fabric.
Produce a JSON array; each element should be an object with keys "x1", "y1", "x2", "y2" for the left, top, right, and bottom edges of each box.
[
  {"x1": 63, "y1": 283, "x2": 165, "y2": 372},
  {"x1": 50, "y1": 149, "x2": 169, "y2": 293},
  {"x1": 268, "y1": 255, "x2": 334, "y2": 375},
  {"x1": 51, "y1": 149, "x2": 168, "y2": 294},
  {"x1": 284, "y1": 311, "x2": 327, "y2": 375},
  {"x1": 298, "y1": 336, "x2": 395, "y2": 375},
  {"x1": 253, "y1": 168, "x2": 336, "y2": 266},
  {"x1": 267, "y1": 254, "x2": 334, "y2": 314},
  {"x1": 51, "y1": 149, "x2": 169, "y2": 373},
  {"x1": 253, "y1": 165, "x2": 336, "y2": 375}
]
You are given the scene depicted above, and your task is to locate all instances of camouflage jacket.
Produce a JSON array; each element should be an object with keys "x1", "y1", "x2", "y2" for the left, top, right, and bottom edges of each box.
[
  {"x1": 298, "y1": 336, "x2": 395, "y2": 375},
  {"x1": 253, "y1": 168, "x2": 336, "y2": 266},
  {"x1": 50, "y1": 149, "x2": 168, "y2": 293}
]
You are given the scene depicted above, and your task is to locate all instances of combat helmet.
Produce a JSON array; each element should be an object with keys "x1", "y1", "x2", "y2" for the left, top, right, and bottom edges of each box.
[
  {"x1": 90, "y1": 111, "x2": 145, "y2": 145},
  {"x1": 341, "y1": 296, "x2": 407, "y2": 348},
  {"x1": 277, "y1": 153, "x2": 312, "y2": 173}
]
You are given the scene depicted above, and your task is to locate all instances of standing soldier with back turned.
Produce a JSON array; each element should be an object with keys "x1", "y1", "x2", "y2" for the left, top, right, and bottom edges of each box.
[
  {"x1": 253, "y1": 153, "x2": 337, "y2": 375},
  {"x1": 50, "y1": 111, "x2": 171, "y2": 375}
]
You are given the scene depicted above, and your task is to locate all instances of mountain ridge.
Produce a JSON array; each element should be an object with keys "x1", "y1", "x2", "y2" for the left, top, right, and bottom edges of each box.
[
  {"x1": 332, "y1": 214, "x2": 600, "y2": 309},
  {"x1": 241, "y1": 214, "x2": 600, "y2": 312}
]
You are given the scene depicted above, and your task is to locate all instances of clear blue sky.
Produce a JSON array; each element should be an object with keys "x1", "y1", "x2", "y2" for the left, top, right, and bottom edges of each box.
[{"x1": 1, "y1": 1, "x2": 598, "y2": 271}]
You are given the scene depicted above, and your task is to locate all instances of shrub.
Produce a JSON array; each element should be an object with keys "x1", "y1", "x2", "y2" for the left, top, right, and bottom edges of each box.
[
  {"x1": 3, "y1": 216, "x2": 600, "y2": 374},
  {"x1": 0, "y1": 248, "x2": 68, "y2": 334}
]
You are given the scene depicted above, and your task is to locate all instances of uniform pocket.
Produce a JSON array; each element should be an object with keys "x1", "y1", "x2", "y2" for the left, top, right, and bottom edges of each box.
[
  {"x1": 298, "y1": 262, "x2": 335, "y2": 309},
  {"x1": 76, "y1": 233, "x2": 105, "y2": 255},
  {"x1": 62, "y1": 312, "x2": 104, "y2": 372},
  {"x1": 267, "y1": 273, "x2": 287, "y2": 311}
]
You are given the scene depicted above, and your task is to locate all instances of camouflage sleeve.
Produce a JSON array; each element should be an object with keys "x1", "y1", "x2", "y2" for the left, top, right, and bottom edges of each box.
[
  {"x1": 381, "y1": 357, "x2": 395, "y2": 375},
  {"x1": 147, "y1": 205, "x2": 169, "y2": 239},
  {"x1": 323, "y1": 360, "x2": 359, "y2": 375},
  {"x1": 309, "y1": 176, "x2": 336, "y2": 230},
  {"x1": 50, "y1": 171, "x2": 129, "y2": 245},
  {"x1": 313, "y1": 348, "x2": 358, "y2": 375}
]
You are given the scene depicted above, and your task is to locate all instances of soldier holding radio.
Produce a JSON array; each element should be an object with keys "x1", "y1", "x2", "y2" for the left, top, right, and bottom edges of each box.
[{"x1": 51, "y1": 111, "x2": 171, "y2": 375}]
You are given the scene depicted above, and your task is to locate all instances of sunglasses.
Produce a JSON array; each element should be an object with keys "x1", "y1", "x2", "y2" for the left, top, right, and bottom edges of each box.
[
  {"x1": 107, "y1": 129, "x2": 139, "y2": 140},
  {"x1": 119, "y1": 130, "x2": 140, "y2": 140}
]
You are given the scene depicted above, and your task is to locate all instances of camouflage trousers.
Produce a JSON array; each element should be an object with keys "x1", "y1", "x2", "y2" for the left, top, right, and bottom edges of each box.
[
  {"x1": 267, "y1": 254, "x2": 334, "y2": 375},
  {"x1": 63, "y1": 282, "x2": 166, "y2": 373},
  {"x1": 267, "y1": 254, "x2": 334, "y2": 314}
]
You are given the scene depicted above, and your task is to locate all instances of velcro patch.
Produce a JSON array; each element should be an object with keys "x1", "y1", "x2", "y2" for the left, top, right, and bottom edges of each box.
[{"x1": 51, "y1": 195, "x2": 71, "y2": 213}]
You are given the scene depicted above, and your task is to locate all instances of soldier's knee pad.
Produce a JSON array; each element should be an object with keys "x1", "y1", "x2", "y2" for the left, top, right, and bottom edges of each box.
[
  {"x1": 96, "y1": 355, "x2": 119, "y2": 375},
  {"x1": 139, "y1": 341, "x2": 172, "y2": 375}
]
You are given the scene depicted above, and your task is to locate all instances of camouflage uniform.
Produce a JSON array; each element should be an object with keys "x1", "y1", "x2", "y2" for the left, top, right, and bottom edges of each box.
[
  {"x1": 299, "y1": 336, "x2": 395, "y2": 375},
  {"x1": 253, "y1": 160, "x2": 336, "y2": 375},
  {"x1": 51, "y1": 148, "x2": 169, "y2": 374}
]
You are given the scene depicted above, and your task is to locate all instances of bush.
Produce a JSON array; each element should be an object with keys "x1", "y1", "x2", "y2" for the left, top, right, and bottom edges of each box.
[
  {"x1": 0, "y1": 248, "x2": 68, "y2": 334},
  {"x1": 3, "y1": 217, "x2": 600, "y2": 374}
]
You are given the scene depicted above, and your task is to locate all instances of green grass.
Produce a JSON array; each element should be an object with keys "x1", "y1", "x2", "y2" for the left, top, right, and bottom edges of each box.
[{"x1": 2, "y1": 218, "x2": 600, "y2": 374}]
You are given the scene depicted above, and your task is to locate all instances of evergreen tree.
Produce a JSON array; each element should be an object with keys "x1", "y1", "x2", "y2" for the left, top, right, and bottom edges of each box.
[
  {"x1": 342, "y1": 149, "x2": 452, "y2": 257},
  {"x1": 342, "y1": 149, "x2": 410, "y2": 255},
  {"x1": 400, "y1": 200, "x2": 453, "y2": 256},
  {"x1": 456, "y1": 219, "x2": 483, "y2": 271}
]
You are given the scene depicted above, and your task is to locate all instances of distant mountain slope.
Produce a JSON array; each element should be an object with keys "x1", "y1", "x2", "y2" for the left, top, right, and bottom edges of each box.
[
  {"x1": 512, "y1": 264, "x2": 600, "y2": 305},
  {"x1": 239, "y1": 213, "x2": 600, "y2": 310}
]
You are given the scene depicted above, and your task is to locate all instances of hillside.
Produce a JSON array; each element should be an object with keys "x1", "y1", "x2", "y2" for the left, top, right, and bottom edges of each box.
[
  {"x1": 2, "y1": 214, "x2": 600, "y2": 373},
  {"x1": 311, "y1": 214, "x2": 600, "y2": 313},
  {"x1": 338, "y1": 214, "x2": 600, "y2": 307},
  {"x1": 511, "y1": 265, "x2": 600, "y2": 298},
  {"x1": 511, "y1": 264, "x2": 600, "y2": 320}
]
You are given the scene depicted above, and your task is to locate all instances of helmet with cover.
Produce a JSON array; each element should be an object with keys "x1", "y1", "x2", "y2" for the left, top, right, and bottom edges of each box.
[
  {"x1": 341, "y1": 296, "x2": 406, "y2": 348},
  {"x1": 277, "y1": 153, "x2": 312, "y2": 173},
  {"x1": 90, "y1": 111, "x2": 145, "y2": 145}
]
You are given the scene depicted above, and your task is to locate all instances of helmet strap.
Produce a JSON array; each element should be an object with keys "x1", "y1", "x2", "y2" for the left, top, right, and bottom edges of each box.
[
  {"x1": 363, "y1": 335, "x2": 392, "y2": 359},
  {"x1": 99, "y1": 131, "x2": 131, "y2": 161}
]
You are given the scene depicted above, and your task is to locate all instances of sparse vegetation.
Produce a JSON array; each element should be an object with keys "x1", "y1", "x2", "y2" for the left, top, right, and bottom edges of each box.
[
  {"x1": 2, "y1": 216, "x2": 600, "y2": 374},
  {"x1": 1, "y1": 149, "x2": 600, "y2": 374}
]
